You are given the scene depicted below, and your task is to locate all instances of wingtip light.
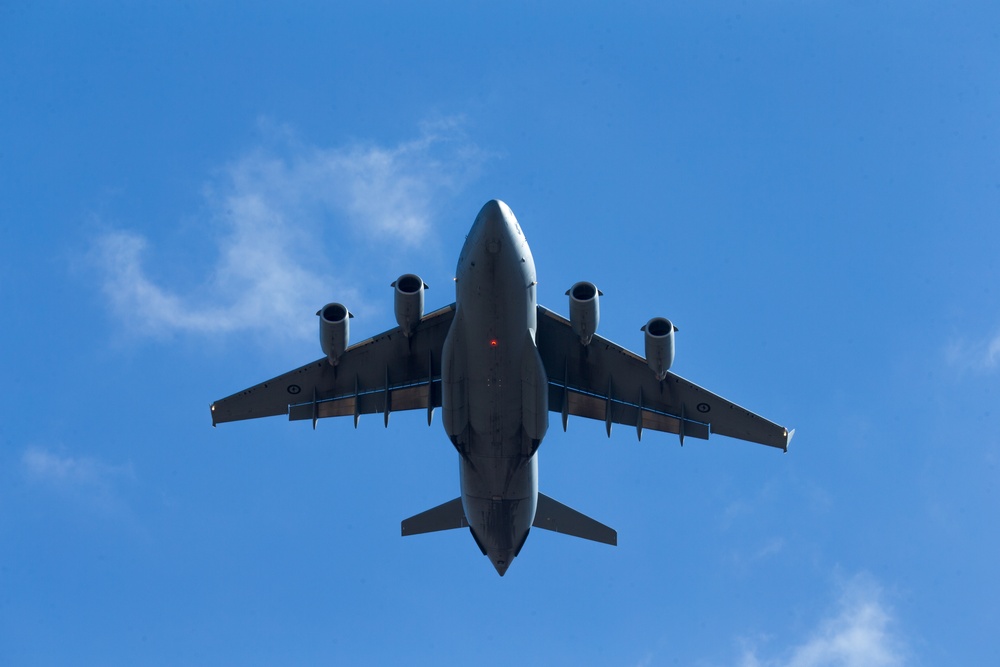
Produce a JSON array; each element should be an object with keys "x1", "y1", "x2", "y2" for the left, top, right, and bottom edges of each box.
[{"x1": 784, "y1": 428, "x2": 796, "y2": 453}]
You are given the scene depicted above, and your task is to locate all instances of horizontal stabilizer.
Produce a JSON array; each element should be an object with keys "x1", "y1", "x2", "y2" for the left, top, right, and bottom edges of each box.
[
  {"x1": 532, "y1": 493, "x2": 617, "y2": 546},
  {"x1": 401, "y1": 497, "x2": 468, "y2": 537}
]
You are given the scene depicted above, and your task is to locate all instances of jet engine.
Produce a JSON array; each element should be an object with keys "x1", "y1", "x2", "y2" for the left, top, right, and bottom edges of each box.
[
  {"x1": 392, "y1": 273, "x2": 427, "y2": 337},
  {"x1": 642, "y1": 316, "x2": 676, "y2": 381},
  {"x1": 318, "y1": 302, "x2": 352, "y2": 365},
  {"x1": 567, "y1": 281, "x2": 602, "y2": 346}
]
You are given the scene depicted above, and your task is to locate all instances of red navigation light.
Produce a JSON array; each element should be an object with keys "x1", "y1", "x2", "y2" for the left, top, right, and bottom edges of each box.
[{"x1": 490, "y1": 339, "x2": 498, "y2": 347}]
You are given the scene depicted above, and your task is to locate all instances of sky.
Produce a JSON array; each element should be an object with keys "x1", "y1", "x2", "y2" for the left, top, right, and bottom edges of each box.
[{"x1": 1, "y1": 1, "x2": 998, "y2": 665}]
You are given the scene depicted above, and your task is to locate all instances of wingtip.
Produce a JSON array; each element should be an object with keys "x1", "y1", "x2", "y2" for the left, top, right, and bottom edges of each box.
[{"x1": 784, "y1": 428, "x2": 796, "y2": 452}]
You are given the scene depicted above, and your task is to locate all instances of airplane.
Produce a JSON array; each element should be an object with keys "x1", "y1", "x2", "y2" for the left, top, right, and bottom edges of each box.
[{"x1": 210, "y1": 199, "x2": 793, "y2": 576}]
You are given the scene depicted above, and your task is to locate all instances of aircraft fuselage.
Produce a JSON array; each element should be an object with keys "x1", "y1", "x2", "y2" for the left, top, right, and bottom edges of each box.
[{"x1": 441, "y1": 200, "x2": 547, "y2": 575}]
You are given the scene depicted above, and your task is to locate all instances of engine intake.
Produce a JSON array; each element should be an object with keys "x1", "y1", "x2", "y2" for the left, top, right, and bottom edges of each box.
[
  {"x1": 392, "y1": 273, "x2": 427, "y2": 337},
  {"x1": 318, "y1": 302, "x2": 353, "y2": 365},
  {"x1": 642, "y1": 316, "x2": 676, "y2": 380},
  {"x1": 567, "y1": 281, "x2": 602, "y2": 346}
]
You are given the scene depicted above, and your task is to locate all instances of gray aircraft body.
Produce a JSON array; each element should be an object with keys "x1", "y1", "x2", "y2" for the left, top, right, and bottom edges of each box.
[{"x1": 211, "y1": 200, "x2": 793, "y2": 576}]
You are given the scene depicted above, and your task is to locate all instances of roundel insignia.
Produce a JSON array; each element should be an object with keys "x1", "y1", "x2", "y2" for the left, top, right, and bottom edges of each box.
[
  {"x1": 697, "y1": 402, "x2": 711, "y2": 413},
  {"x1": 287, "y1": 384, "x2": 302, "y2": 395}
]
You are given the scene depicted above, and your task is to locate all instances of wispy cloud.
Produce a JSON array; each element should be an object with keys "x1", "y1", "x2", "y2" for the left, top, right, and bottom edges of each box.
[
  {"x1": 738, "y1": 575, "x2": 907, "y2": 667},
  {"x1": 95, "y1": 118, "x2": 484, "y2": 341},
  {"x1": 752, "y1": 537, "x2": 786, "y2": 560},
  {"x1": 21, "y1": 446, "x2": 140, "y2": 522},
  {"x1": 633, "y1": 652, "x2": 654, "y2": 667},
  {"x1": 23, "y1": 446, "x2": 134, "y2": 486},
  {"x1": 945, "y1": 328, "x2": 1000, "y2": 373},
  {"x1": 21, "y1": 445, "x2": 136, "y2": 514}
]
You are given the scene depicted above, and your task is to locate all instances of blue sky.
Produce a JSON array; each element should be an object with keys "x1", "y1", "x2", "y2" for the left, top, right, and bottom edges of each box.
[{"x1": 2, "y1": 2, "x2": 998, "y2": 664}]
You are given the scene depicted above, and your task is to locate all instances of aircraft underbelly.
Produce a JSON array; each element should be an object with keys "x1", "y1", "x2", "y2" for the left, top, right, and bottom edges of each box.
[
  {"x1": 442, "y1": 202, "x2": 544, "y2": 571},
  {"x1": 450, "y1": 238, "x2": 543, "y2": 472}
]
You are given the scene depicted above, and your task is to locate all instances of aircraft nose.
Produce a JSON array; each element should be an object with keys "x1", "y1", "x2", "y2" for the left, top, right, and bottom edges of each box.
[
  {"x1": 476, "y1": 199, "x2": 506, "y2": 227},
  {"x1": 473, "y1": 199, "x2": 514, "y2": 254}
]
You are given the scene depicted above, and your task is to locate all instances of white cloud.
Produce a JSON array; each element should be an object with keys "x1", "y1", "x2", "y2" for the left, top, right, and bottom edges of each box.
[
  {"x1": 988, "y1": 333, "x2": 1000, "y2": 368},
  {"x1": 22, "y1": 446, "x2": 138, "y2": 519},
  {"x1": 753, "y1": 537, "x2": 786, "y2": 560},
  {"x1": 633, "y1": 652, "x2": 654, "y2": 667},
  {"x1": 22, "y1": 446, "x2": 135, "y2": 490},
  {"x1": 95, "y1": 119, "x2": 483, "y2": 341},
  {"x1": 945, "y1": 328, "x2": 1000, "y2": 373},
  {"x1": 738, "y1": 575, "x2": 907, "y2": 667}
]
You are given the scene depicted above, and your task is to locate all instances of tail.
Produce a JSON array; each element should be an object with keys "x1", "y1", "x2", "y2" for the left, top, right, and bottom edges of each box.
[
  {"x1": 532, "y1": 493, "x2": 617, "y2": 546},
  {"x1": 401, "y1": 497, "x2": 468, "y2": 536},
  {"x1": 401, "y1": 493, "x2": 617, "y2": 547}
]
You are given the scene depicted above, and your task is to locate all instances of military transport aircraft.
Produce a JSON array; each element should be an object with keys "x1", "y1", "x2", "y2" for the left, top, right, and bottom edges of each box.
[{"x1": 211, "y1": 200, "x2": 793, "y2": 576}]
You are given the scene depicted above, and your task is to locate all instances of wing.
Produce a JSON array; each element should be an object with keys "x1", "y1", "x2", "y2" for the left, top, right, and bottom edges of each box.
[
  {"x1": 535, "y1": 306, "x2": 792, "y2": 451},
  {"x1": 211, "y1": 304, "x2": 456, "y2": 427}
]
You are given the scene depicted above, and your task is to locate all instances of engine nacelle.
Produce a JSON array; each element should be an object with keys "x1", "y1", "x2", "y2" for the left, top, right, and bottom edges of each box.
[
  {"x1": 318, "y1": 302, "x2": 353, "y2": 365},
  {"x1": 567, "y1": 281, "x2": 602, "y2": 346},
  {"x1": 642, "y1": 317, "x2": 676, "y2": 380},
  {"x1": 392, "y1": 273, "x2": 427, "y2": 337}
]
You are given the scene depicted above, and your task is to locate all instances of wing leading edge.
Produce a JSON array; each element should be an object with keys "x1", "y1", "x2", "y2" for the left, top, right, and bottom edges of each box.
[
  {"x1": 211, "y1": 304, "x2": 456, "y2": 427},
  {"x1": 535, "y1": 306, "x2": 792, "y2": 451}
]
